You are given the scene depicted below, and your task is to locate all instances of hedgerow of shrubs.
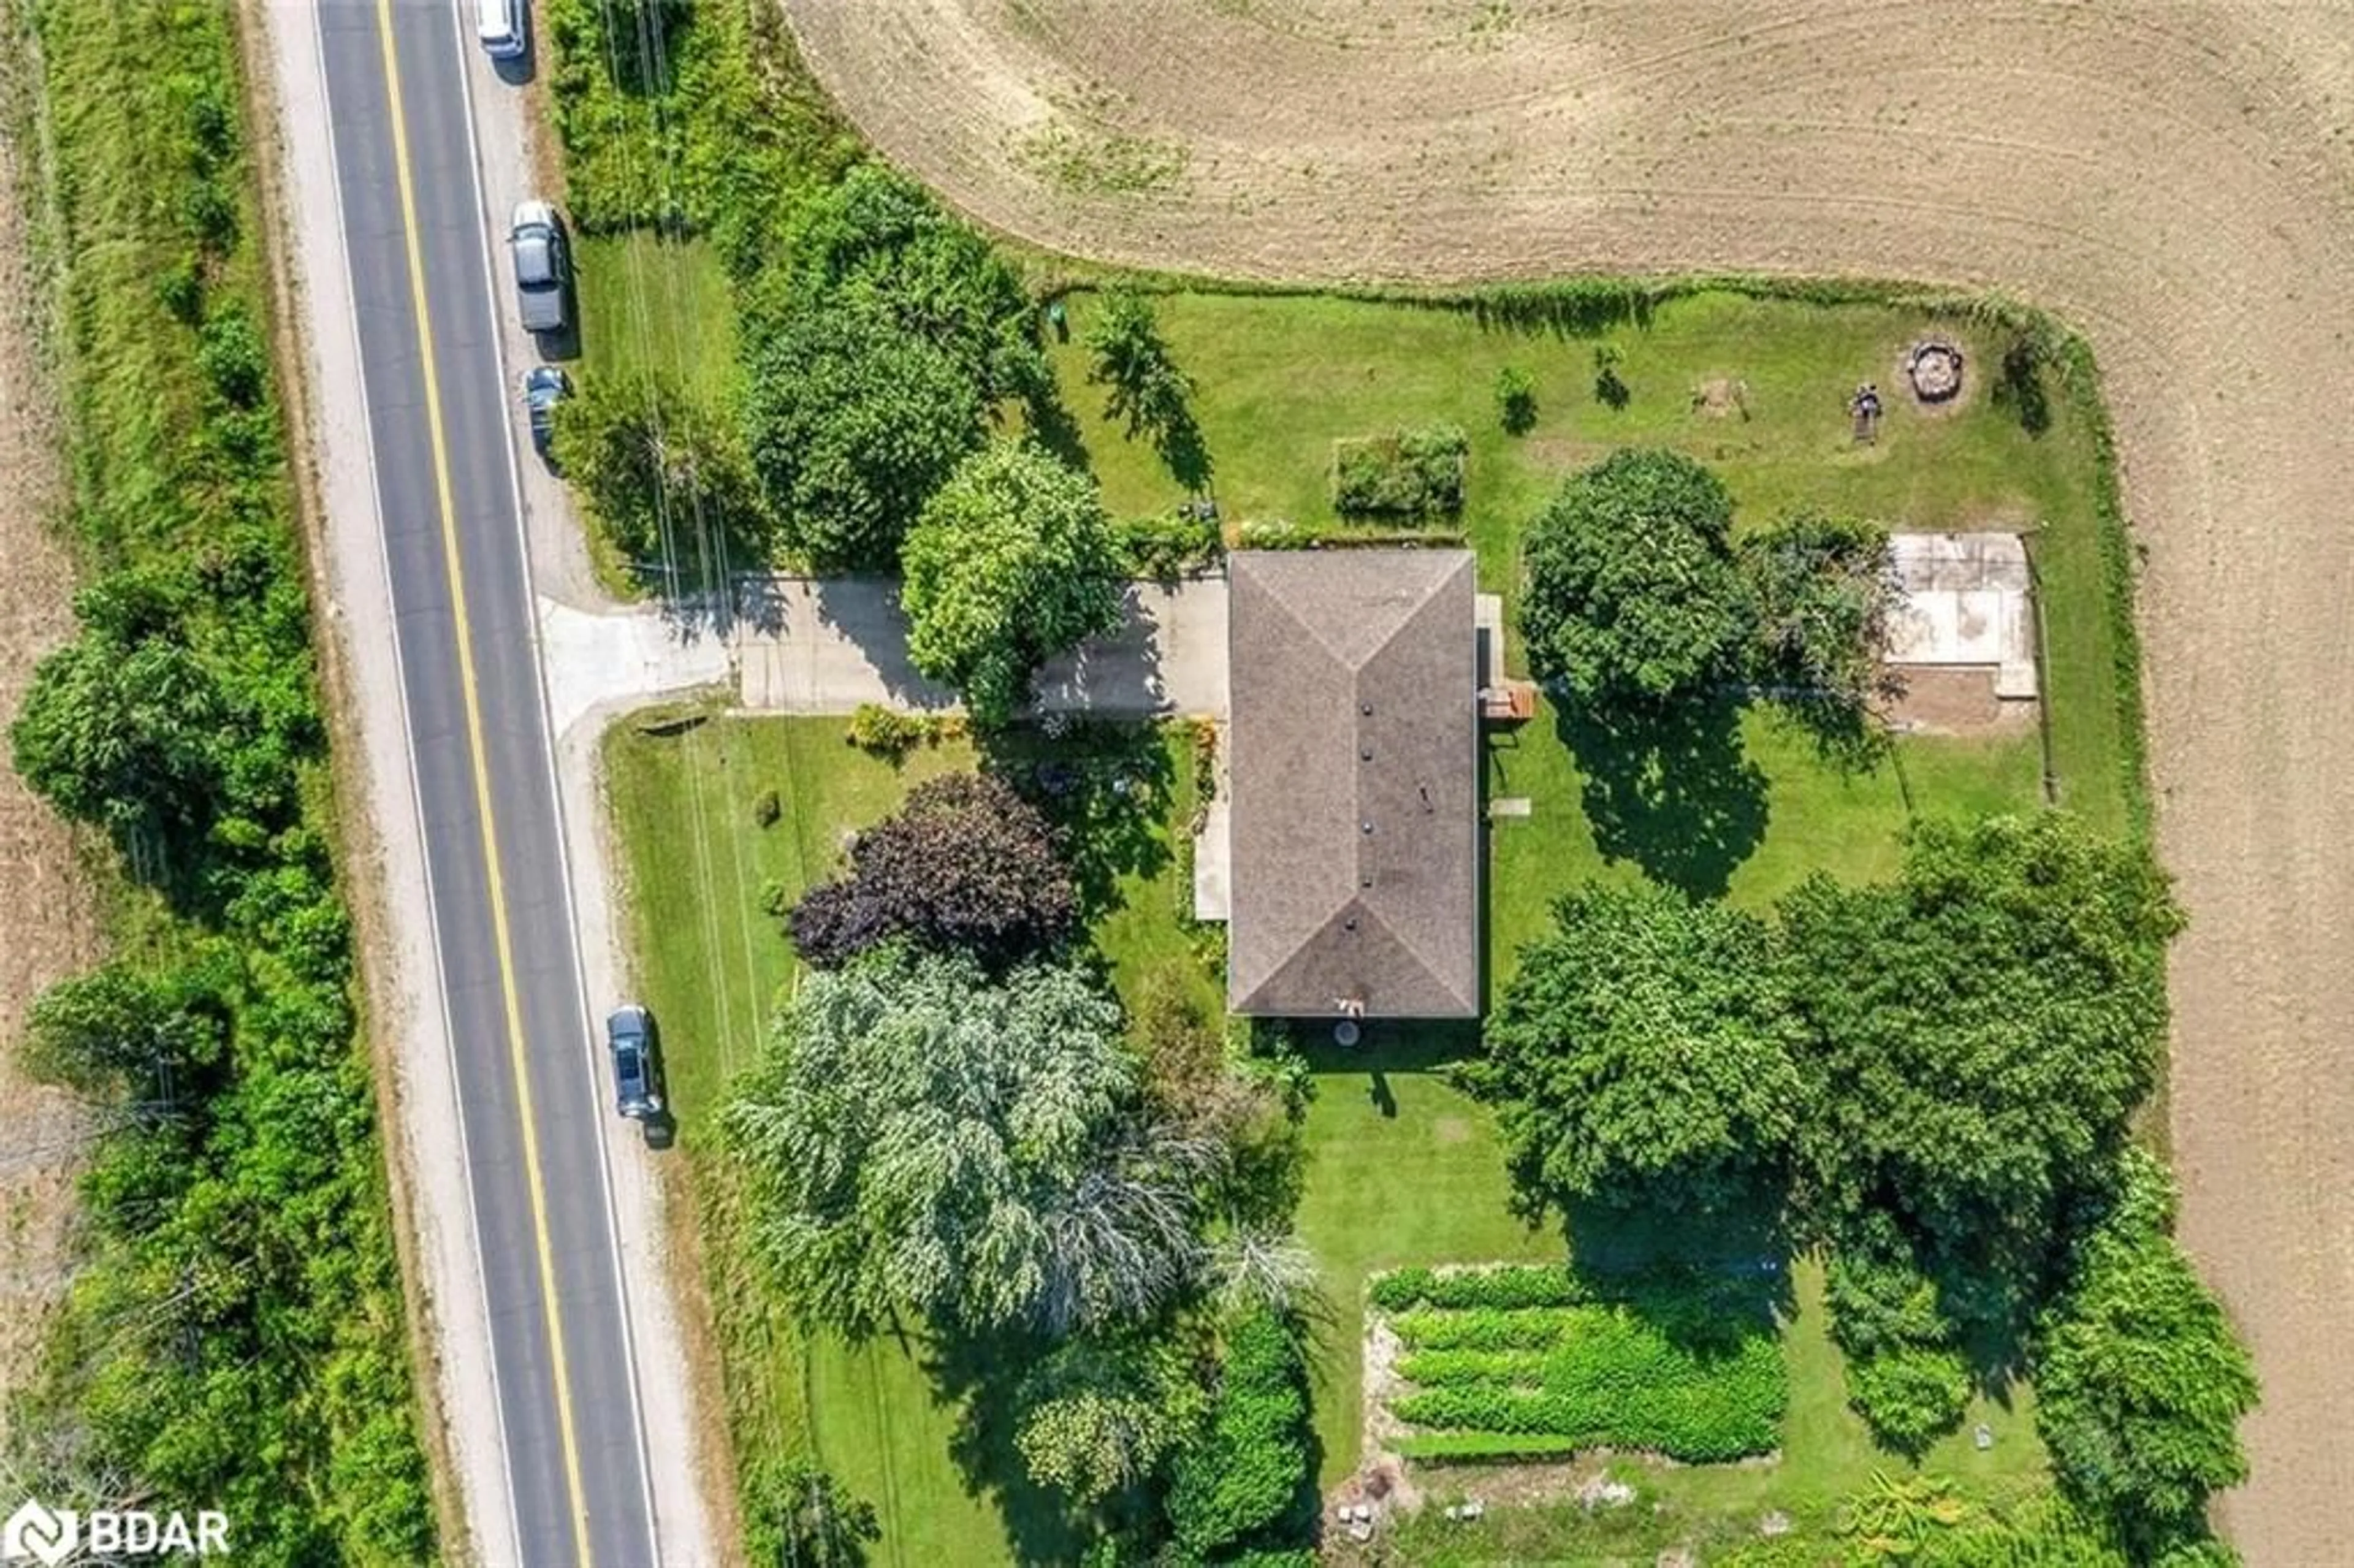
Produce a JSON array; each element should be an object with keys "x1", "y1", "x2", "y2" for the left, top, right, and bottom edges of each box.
[
  {"x1": 545, "y1": 0, "x2": 854, "y2": 264},
  {"x1": 1370, "y1": 1263, "x2": 1590, "y2": 1312},
  {"x1": 544, "y1": 0, "x2": 695, "y2": 232},
  {"x1": 1330, "y1": 424, "x2": 1469, "y2": 517},
  {"x1": 1824, "y1": 1221, "x2": 1973, "y2": 1454},
  {"x1": 2035, "y1": 1152, "x2": 2255, "y2": 1561},
  {"x1": 1164, "y1": 1310, "x2": 1316, "y2": 1559},
  {"x1": 550, "y1": 367, "x2": 770, "y2": 574},
  {"x1": 7, "y1": 1, "x2": 433, "y2": 1556}
]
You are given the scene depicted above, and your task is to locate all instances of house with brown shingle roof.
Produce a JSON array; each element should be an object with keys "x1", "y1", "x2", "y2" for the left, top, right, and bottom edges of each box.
[{"x1": 1225, "y1": 549, "x2": 1480, "y2": 1019}]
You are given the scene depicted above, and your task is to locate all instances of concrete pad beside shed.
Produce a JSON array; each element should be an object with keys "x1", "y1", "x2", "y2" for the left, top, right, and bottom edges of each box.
[{"x1": 1883, "y1": 532, "x2": 2040, "y2": 717}]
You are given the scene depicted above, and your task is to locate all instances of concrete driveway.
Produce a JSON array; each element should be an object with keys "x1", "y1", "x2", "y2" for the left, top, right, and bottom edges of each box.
[{"x1": 729, "y1": 575, "x2": 1229, "y2": 718}]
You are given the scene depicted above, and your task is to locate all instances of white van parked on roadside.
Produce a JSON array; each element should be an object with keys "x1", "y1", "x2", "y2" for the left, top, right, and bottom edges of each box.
[{"x1": 477, "y1": 0, "x2": 525, "y2": 61}]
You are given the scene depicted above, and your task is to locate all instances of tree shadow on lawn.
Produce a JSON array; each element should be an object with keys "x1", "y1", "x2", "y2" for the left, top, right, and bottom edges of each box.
[
  {"x1": 1558, "y1": 696, "x2": 1768, "y2": 901},
  {"x1": 925, "y1": 1329, "x2": 1144, "y2": 1565},
  {"x1": 981, "y1": 720, "x2": 1175, "y2": 919},
  {"x1": 1560, "y1": 1193, "x2": 1797, "y2": 1357},
  {"x1": 1464, "y1": 286, "x2": 1656, "y2": 338},
  {"x1": 927, "y1": 1322, "x2": 1330, "y2": 1564},
  {"x1": 1297, "y1": 1018, "x2": 1485, "y2": 1113},
  {"x1": 1152, "y1": 402, "x2": 1215, "y2": 494},
  {"x1": 1023, "y1": 380, "x2": 1095, "y2": 478}
]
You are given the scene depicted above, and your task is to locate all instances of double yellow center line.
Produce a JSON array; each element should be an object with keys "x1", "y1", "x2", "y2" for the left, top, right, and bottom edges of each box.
[{"x1": 368, "y1": 4, "x2": 595, "y2": 1562}]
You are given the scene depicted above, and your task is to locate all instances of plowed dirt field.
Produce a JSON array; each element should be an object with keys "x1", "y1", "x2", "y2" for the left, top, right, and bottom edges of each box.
[
  {"x1": 780, "y1": 2, "x2": 2354, "y2": 1556},
  {"x1": 0, "y1": 112, "x2": 102, "y2": 1436}
]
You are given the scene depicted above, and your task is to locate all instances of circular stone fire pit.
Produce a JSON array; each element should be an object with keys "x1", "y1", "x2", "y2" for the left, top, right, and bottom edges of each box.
[{"x1": 1906, "y1": 337, "x2": 1966, "y2": 402}]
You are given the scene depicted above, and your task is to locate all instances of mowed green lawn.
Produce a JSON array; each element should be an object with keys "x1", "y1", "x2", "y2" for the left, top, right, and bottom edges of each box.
[
  {"x1": 610, "y1": 712, "x2": 2054, "y2": 1564},
  {"x1": 568, "y1": 234, "x2": 741, "y2": 594},
  {"x1": 606, "y1": 715, "x2": 1201, "y2": 1567},
  {"x1": 594, "y1": 286, "x2": 2140, "y2": 1561},
  {"x1": 1043, "y1": 287, "x2": 2132, "y2": 837},
  {"x1": 573, "y1": 231, "x2": 739, "y2": 404},
  {"x1": 1484, "y1": 704, "x2": 2045, "y2": 976}
]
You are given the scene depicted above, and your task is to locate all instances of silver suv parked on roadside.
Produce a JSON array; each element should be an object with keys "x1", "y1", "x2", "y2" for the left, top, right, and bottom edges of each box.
[{"x1": 508, "y1": 200, "x2": 569, "y2": 335}]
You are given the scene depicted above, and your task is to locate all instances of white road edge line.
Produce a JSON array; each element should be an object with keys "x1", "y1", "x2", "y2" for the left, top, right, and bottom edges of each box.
[
  {"x1": 292, "y1": 1, "x2": 525, "y2": 1561},
  {"x1": 440, "y1": 11, "x2": 668, "y2": 1564}
]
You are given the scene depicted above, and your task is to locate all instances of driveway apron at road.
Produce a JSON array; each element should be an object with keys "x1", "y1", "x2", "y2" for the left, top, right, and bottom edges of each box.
[{"x1": 314, "y1": 2, "x2": 657, "y2": 1562}]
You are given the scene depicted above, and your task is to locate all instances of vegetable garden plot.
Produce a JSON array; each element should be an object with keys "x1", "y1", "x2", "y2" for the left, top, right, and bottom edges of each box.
[
  {"x1": 1373, "y1": 1266, "x2": 1788, "y2": 1464},
  {"x1": 1330, "y1": 424, "x2": 1468, "y2": 517}
]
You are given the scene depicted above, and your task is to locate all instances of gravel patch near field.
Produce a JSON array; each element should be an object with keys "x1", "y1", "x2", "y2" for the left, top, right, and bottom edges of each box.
[{"x1": 780, "y1": 3, "x2": 2354, "y2": 1557}]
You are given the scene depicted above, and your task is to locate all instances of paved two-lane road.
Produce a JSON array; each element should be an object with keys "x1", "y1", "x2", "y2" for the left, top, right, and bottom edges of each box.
[{"x1": 313, "y1": 2, "x2": 658, "y2": 1561}]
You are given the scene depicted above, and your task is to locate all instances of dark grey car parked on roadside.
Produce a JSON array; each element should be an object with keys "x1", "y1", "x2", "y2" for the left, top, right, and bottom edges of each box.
[
  {"x1": 508, "y1": 200, "x2": 569, "y2": 334},
  {"x1": 522, "y1": 364, "x2": 570, "y2": 460},
  {"x1": 605, "y1": 1003, "x2": 663, "y2": 1122}
]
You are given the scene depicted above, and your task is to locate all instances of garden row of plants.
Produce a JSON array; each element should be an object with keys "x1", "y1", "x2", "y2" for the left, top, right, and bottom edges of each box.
[
  {"x1": 1384, "y1": 1304, "x2": 1786, "y2": 1463},
  {"x1": 1373, "y1": 1266, "x2": 1787, "y2": 1464},
  {"x1": 1371, "y1": 1263, "x2": 1597, "y2": 1312},
  {"x1": 1, "y1": 0, "x2": 433, "y2": 1558}
]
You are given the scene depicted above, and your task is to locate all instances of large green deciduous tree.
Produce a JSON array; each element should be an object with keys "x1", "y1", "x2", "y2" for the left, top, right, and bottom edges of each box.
[
  {"x1": 1740, "y1": 508, "x2": 1900, "y2": 707},
  {"x1": 901, "y1": 441, "x2": 1125, "y2": 728},
  {"x1": 1469, "y1": 883, "x2": 1802, "y2": 1217},
  {"x1": 2037, "y1": 1151, "x2": 2257, "y2": 1556},
  {"x1": 1779, "y1": 813, "x2": 2181, "y2": 1263},
  {"x1": 785, "y1": 163, "x2": 1046, "y2": 405},
  {"x1": 722, "y1": 946, "x2": 1207, "y2": 1338},
  {"x1": 742, "y1": 298, "x2": 986, "y2": 569},
  {"x1": 736, "y1": 164, "x2": 1050, "y2": 573},
  {"x1": 1012, "y1": 1332, "x2": 1207, "y2": 1505},
  {"x1": 12, "y1": 630, "x2": 227, "y2": 840},
  {"x1": 552, "y1": 370, "x2": 768, "y2": 573},
  {"x1": 1518, "y1": 447, "x2": 1752, "y2": 706}
]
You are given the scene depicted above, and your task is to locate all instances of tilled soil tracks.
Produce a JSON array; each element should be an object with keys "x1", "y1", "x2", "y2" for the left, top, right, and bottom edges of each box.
[
  {"x1": 0, "y1": 108, "x2": 106, "y2": 1433},
  {"x1": 780, "y1": 1, "x2": 2354, "y2": 1556}
]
